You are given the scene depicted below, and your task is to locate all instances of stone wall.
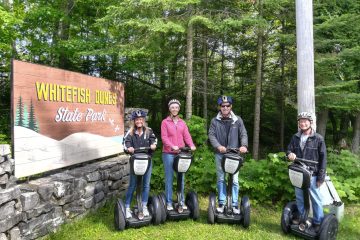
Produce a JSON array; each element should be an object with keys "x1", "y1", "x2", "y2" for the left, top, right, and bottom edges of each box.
[{"x1": 0, "y1": 144, "x2": 129, "y2": 240}]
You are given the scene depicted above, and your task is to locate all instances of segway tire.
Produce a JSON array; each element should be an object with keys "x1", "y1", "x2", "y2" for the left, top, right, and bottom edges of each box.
[
  {"x1": 114, "y1": 199, "x2": 126, "y2": 231},
  {"x1": 281, "y1": 201, "x2": 298, "y2": 234},
  {"x1": 241, "y1": 196, "x2": 250, "y2": 228},
  {"x1": 158, "y1": 192, "x2": 167, "y2": 223},
  {"x1": 186, "y1": 191, "x2": 200, "y2": 220},
  {"x1": 148, "y1": 195, "x2": 162, "y2": 225},
  {"x1": 208, "y1": 193, "x2": 216, "y2": 224},
  {"x1": 319, "y1": 214, "x2": 338, "y2": 240}
]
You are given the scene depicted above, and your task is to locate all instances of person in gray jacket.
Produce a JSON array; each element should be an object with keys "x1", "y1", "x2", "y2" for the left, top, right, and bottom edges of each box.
[{"x1": 208, "y1": 95, "x2": 248, "y2": 214}]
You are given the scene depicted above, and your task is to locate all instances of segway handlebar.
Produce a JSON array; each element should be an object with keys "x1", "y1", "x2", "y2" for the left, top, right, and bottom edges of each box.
[
  {"x1": 294, "y1": 157, "x2": 318, "y2": 165},
  {"x1": 133, "y1": 147, "x2": 151, "y2": 154}
]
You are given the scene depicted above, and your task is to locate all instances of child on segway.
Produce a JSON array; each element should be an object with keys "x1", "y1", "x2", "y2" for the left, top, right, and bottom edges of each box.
[{"x1": 123, "y1": 109, "x2": 157, "y2": 219}]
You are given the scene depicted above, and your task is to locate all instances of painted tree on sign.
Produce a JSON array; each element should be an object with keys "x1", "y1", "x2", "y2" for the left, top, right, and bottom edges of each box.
[{"x1": 28, "y1": 99, "x2": 39, "y2": 132}]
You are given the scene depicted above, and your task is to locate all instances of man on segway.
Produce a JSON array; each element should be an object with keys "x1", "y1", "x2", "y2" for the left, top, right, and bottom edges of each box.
[
  {"x1": 287, "y1": 112, "x2": 327, "y2": 233},
  {"x1": 208, "y1": 95, "x2": 248, "y2": 214}
]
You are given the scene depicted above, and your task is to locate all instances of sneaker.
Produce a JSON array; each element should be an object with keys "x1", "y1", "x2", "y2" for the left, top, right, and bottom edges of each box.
[
  {"x1": 312, "y1": 223, "x2": 320, "y2": 233},
  {"x1": 292, "y1": 218, "x2": 300, "y2": 225},
  {"x1": 183, "y1": 204, "x2": 188, "y2": 210},
  {"x1": 216, "y1": 204, "x2": 224, "y2": 213},
  {"x1": 143, "y1": 206, "x2": 150, "y2": 217},
  {"x1": 125, "y1": 207, "x2": 132, "y2": 219},
  {"x1": 232, "y1": 206, "x2": 240, "y2": 214},
  {"x1": 167, "y1": 204, "x2": 174, "y2": 211}
]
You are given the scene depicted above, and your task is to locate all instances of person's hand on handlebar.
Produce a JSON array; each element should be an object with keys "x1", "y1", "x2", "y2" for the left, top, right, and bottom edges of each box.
[
  {"x1": 190, "y1": 146, "x2": 196, "y2": 151},
  {"x1": 217, "y1": 146, "x2": 226, "y2": 153},
  {"x1": 239, "y1": 146, "x2": 247, "y2": 154},
  {"x1": 127, "y1": 147, "x2": 134, "y2": 154},
  {"x1": 150, "y1": 144, "x2": 156, "y2": 151},
  {"x1": 172, "y1": 146, "x2": 179, "y2": 151},
  {"x1": 288, "y1": 152, "x2": 296, "y2": 161}
]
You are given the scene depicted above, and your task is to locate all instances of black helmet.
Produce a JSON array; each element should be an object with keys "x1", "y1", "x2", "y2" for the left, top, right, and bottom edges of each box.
[
  {"x1": 168, "y1": 99, "x2": 181, "y2": 107},
  {"x1": 297, "y1": 112, "x2": 313, "y2": 121},
  {"x1": 131, "y1": 109, "x2": 147, "y2": 120}
]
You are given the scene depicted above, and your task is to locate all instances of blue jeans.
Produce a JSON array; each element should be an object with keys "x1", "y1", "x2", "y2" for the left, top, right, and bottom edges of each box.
[
  {"x1": 125, "y1": 161, "x2": 152, "y2": 208},
  {"x1": 295, "y1": 176, "x2": 324, "y2": 224},
  {"x1": 215, "y1": 153, "x2": 239, "y2": 206},
  {"x1": 162, "y1": 153, "x2": 185, "y2": 205}
]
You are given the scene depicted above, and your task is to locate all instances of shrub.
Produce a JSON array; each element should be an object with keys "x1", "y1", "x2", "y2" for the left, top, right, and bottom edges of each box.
[{"x1": 327, "y1": 149, "x2": 360, "y2": 202}]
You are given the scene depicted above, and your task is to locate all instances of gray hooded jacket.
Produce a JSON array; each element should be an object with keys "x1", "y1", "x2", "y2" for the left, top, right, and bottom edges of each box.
[{"x1": 208, "y1": 111, "x2": 248, "y2": 152}]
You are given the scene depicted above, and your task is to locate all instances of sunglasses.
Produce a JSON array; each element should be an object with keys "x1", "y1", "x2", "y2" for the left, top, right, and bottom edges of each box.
[{"x1": 221, "y1": 105, "x2": 231, "y2": 108}]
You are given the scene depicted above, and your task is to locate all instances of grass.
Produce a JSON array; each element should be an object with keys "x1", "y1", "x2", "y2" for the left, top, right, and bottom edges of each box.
[{"x1": 45, "y1": 197, "x2": 360, "y2": 240}]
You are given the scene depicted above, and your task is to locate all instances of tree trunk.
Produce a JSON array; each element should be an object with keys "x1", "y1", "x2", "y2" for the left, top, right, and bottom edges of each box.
[
  {"x1": 296, "y1": 0, "x2": 316, "y2": 129},
  {"x1": 317, "y1": 109, "x2": 328, "y2": 137},
  {"x1": 279, "y1": 24, "x2": 286, "y2": 151},
  {"x1": 329, "y1": 110, "x2": 337, "y2": 147},
  {"x1": 185, "y1": 22, "x2": 193, "y2": 120},
  {"x1": 252, "y1": 0, "x2": 263, "y2": 160},
  {"x1": 220, "y1": 38, "x2": 225, "y2": 95},
  {"x1": 351, "y1": 112, "x2": 360, "y2": 154},
  {"x1": 202, "y1": 34, "x2": 208, "y2": 125},
  {"x1": 58, "y1": 0, "x2": 74, "y2": 69}
]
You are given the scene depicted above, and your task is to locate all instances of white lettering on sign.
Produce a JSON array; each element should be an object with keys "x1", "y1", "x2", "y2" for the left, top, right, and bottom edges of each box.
[
  {"x1": 55, "y1": 107, "x2": 83, "y2": 122},
  {"x1": 85, "y1": 108, "x2": 106, "y2": 122}
]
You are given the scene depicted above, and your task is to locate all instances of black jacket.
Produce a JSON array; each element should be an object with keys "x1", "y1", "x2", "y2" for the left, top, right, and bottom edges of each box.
[
  {"x1": 208, "y1": 111, "x2": 248, "y2": 151},
  {"x1": 123, "y1": 127, "x2": 157, "y2": 156},
  {"x1": 287, "y1": 130, "x2": 327, "y2": 183}
]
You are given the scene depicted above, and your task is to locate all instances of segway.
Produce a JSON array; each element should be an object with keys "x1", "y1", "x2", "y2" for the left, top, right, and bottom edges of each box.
[
  {"x1": 281, "y1": 157, "x2": 338, "y2": 239},
  {"x1": 157, "y1": 147, "x2": 200, "y2": 222},
  {"x1": 208, "y1": 148, "x2": 250, "y2": 228},
  {"x1": 114, "y1": 147, "x2": 161, "y2": 230}
]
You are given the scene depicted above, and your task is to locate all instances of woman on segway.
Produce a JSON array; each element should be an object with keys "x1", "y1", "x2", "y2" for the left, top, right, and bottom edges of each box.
[
  {"x1": 161, "y1": 99, "x2": 196, "y2": 211},
  {"x1": 123, "y1": 109, "x2": 157, "y2": 219}
]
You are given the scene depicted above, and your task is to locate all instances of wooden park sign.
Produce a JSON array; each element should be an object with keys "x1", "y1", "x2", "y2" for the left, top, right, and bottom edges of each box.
[{"x1": 11, "y1": 60, "x2": 125, "y2": 178}]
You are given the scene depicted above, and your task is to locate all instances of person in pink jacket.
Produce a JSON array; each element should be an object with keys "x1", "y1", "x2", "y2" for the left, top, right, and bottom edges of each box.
[{"x1": 161, "y1": 99, "x2": 196, "y2": 211}]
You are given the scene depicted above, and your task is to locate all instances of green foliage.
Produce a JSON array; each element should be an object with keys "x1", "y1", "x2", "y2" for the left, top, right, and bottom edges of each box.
[
  {"x1": 185, "y1": 115, "x2": 208, "y2": 146},
  {"x1": 327, "y1": 149, "x2": 360, "y2": 202},
  {"x1": 240, "y1": 152, "x2": 294, "y2": 205}
]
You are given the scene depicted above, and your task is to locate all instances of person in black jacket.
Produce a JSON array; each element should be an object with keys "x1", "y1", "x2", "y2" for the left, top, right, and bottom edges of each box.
[
  {"x1": 287, "y1": 112, "x2": 327, "y2": 232},
  {"x1": 123, "y1": 110, "x2": 157, "y2": 219},
  {"x1": 208, "y1": 95, "x2": 248, "y2": 214}
]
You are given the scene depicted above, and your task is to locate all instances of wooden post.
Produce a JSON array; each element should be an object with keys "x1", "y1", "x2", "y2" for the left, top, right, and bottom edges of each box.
[{"x1": 296, "y1": 0, "x2": 316, "y2": 130}]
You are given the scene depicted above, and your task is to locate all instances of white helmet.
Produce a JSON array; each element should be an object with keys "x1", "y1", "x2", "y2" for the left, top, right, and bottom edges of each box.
[
  {"x1": 297, "y1": 112, "x2": 313, "y2": 121},
  {"x1": 168, "y1": 99, "x2": 181, "y2": 107}
]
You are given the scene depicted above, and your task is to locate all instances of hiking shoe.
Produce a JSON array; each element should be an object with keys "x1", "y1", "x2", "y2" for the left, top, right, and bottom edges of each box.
[
  {"x1": 167, "y1": 204, "x2": 174, "y2": 211},
  {"x1": 143, "y1": 206, "x2": 150, "y2": 217},
  {"x1": 232, "y1": 206, "x2": 240, "y2": 214},
  {"x1": 125, "y1": 207, "x2": 132, "y2": 219},
  {"x1": 216, "y1": 204, "x2": 224, "y2": 213}
]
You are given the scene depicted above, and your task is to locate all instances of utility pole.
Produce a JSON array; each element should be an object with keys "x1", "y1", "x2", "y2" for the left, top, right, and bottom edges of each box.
[{"x1": 296, "y1": 0, "x2": 316, "y2": 129}]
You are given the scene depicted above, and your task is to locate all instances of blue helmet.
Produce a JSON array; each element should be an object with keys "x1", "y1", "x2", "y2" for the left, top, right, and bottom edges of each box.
[
  {"x1": 131, "y1": 109, "x2": 147, "y2": 120},
  {"x1": 217, "y1": 95, "x2": 233, "y2": 105}
]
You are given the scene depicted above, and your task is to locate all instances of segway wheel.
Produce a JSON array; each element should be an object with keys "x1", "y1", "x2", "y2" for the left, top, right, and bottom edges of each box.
[
  {"x1": 186, "y1": 191, "x2": 200, "y2": 220},
  {"x1": 281, "y1": 201, "x2": 298, "y2": 234},
  {"x1": 114, "y1": 199, "x2": 126, "y2": 231},
  {"x1": 319, "y1": 214, "x2": 338, "y2": 240},
  {"x1": 241, "y1": 196, "x2": 250, "y2": 228},
  {"x1": 158, "y1": 192, "x2": 167, "y2": 223},
  {"x1": 208, "y1": 193, "x2": 216, "y2": 224},
  {"x1": 148, "y1": 195, "x2": 162, "y2": 225}
]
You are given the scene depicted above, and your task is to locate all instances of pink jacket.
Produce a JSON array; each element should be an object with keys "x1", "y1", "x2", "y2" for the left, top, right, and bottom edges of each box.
[{"x1": 161, "y1": 116, "x2": 195, "y2": 153}]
